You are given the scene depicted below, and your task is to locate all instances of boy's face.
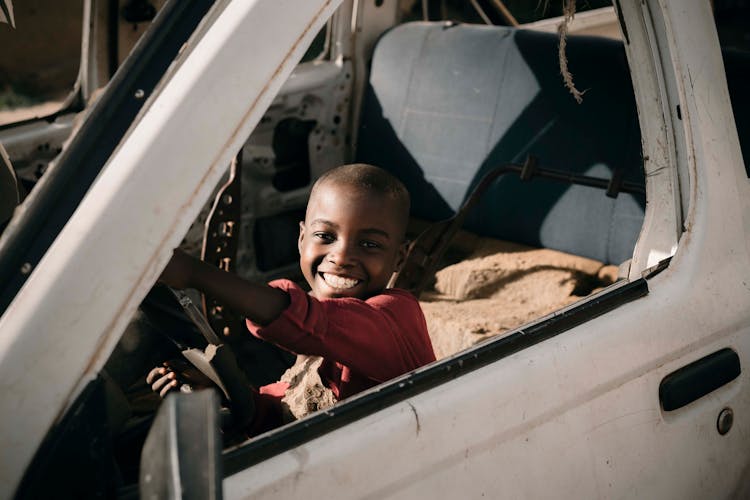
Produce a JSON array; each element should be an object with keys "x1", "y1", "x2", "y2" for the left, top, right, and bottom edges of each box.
[{"x1": 298, "y1": 181, "x2": 407, "y2": 300}]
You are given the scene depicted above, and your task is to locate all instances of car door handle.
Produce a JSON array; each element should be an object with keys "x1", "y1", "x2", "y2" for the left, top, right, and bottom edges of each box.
[{"x1": 659, "y1": 348, "x2": 741, "y2": 411}]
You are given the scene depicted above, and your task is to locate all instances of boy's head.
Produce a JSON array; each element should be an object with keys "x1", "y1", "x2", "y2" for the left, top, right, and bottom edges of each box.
[{"x1": 298, "y1": 163, "x2": 410, "y2": 300}]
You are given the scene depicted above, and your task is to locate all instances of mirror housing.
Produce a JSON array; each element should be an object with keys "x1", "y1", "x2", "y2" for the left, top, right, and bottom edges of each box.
[{"x1": 140, "y1": 389, "x2": 223, "y2": 499}]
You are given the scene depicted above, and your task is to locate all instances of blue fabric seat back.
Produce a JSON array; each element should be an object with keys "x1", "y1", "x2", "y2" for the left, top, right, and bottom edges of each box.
[{"x1": 356, "y1": 22, "x2": 645, "y2": 265}]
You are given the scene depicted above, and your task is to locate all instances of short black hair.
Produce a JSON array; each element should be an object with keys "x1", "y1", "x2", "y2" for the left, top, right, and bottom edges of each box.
[{"x1": 310, "y1": 163, "x2": 410, "y2": 236}]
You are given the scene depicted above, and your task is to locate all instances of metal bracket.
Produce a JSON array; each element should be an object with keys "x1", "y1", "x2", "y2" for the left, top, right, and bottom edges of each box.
[
  {"x1": 392, "y1": 155, "x2": 645, "y2": 297},
  {"x1": 201, "y1": 151, "x2": 244, "y2": 339}
]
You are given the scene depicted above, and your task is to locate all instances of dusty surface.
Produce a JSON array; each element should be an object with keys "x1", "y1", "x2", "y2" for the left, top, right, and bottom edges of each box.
[
  {"x1": 0, "y1": 100, "x2": 63, "y2": 126},
  {"x1": 419, "y1": 236, "x2": 618, "y2": 359},
  {"x1": 279, "y1": 355, "x2": 337, "y2": 421}
]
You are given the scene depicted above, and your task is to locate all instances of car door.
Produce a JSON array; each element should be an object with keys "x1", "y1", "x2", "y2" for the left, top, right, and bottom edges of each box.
[
  {"x1": 0, "y1": 0, "x2": 83, "y2": 205},
  {"x1": 219, "y1": 1, "x2": 750, "y2": 497}
]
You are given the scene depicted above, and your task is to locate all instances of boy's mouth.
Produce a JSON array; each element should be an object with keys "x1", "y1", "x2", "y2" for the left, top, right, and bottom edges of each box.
[{"x1": 320, "y1": 272, "x2": 361, "y2": 290}]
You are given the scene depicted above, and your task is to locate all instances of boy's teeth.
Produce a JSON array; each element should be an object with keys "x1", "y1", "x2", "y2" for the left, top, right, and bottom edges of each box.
[{"x1": 322, "y1": 273, "x2": 359, "y2": 289}]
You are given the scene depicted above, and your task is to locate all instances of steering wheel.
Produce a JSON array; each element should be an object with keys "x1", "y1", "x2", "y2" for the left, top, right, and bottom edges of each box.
[{"x1": 140, "y1": 284, "x2": 258, "y2": 431}]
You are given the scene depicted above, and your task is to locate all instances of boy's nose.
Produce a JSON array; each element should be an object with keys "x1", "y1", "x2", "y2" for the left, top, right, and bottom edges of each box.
[{"x1": 327, "y1": 240, "x2": 356, "y2": 266}]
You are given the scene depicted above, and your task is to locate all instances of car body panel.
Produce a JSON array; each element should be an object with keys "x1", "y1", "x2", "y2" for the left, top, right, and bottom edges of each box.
[
  {"x1": 224, "y1": 1, "x2": 750, "y2": 497},
  {"x1": 0, "y1": 0, "x2": 340, "y2": 496}
]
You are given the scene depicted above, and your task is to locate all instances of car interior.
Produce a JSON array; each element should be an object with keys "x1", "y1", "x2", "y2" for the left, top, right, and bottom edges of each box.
[{"x1": 3, "y1": 0, "x2": 749, "y2": 496}]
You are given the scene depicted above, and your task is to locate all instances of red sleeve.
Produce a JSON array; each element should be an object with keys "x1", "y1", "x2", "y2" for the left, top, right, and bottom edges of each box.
[
  {"x1": 246, "y1": 280, "x2": 435, "y2": 383},
  {"x1": 245, "y1": 381, "x2": 288, "y2": 437}
]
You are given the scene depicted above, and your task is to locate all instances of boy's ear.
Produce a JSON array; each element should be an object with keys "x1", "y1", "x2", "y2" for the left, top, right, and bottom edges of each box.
[{"x1": 297, "y1": 221, "x2": 306, "y2": 254}]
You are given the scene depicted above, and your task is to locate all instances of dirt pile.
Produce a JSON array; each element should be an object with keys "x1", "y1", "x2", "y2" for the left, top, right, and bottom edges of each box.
[
  {"x1": 279, "y1": 355, "x2": 337, "y2": 421},
  {"x1": 419, "y1": 237, "x2": 618, "y2": 359},
  {"x1": 275, "y1": 235, "x2": 619, "y2": 416}
]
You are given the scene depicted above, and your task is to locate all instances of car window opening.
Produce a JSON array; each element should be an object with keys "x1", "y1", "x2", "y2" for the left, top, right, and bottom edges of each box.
[{"x1": 111, "y1": 0, "x2": 642, "y2": 464}]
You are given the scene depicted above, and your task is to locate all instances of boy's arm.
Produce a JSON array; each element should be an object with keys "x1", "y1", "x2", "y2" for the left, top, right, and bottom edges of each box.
[
  {"x1": 249, "y1": 282, "x2": 435, "y2": 382},
  {"x1": 159, "y1": 249, "x2": 289, "y2": 326}
]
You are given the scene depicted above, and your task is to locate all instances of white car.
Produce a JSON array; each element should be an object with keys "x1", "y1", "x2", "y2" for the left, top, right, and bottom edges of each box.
[{"x1": 0, "y1": 0, "x2": 748, "y2": 498}]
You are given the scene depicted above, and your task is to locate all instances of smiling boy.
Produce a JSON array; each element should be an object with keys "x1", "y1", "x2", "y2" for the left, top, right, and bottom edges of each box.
[
  {"x1": 154, "y1": 163, "x2": 436, "y2": 433},
  {"x1": 300, "y1": 166, "x2": 408, "y2": 300}
]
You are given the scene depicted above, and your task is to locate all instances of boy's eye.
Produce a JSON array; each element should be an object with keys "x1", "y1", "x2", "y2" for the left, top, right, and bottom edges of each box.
[
  {"x1": 313, "y1": 232, "x2": 335, "y2": 243},
  {"x1": 360, "y1": 240, "x2": 382, "y2": 249}
]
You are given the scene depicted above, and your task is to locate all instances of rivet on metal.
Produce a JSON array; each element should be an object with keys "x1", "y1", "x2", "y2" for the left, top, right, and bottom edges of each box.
[
  {"x1": 717, "y1": 407, "x2": 734, "y2": 435},
  {"x1": 134, "y1": 89, "x2": 145, "y2": 99}
]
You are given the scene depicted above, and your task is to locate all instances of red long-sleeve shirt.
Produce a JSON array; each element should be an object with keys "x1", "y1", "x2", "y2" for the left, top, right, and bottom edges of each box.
[{"x1": 245, "y1": 279, "x2": 435, "y2": 434}]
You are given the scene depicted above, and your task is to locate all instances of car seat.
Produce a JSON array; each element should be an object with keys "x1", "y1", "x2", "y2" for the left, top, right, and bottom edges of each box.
[{"x1": 357, "y1": 22, "x2": 645, "y2": 265}]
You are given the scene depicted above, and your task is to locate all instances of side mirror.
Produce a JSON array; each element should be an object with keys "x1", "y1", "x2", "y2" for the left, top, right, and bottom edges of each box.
[{"x1": 140, "y1": 389, "x2": 223, "y2": 499}]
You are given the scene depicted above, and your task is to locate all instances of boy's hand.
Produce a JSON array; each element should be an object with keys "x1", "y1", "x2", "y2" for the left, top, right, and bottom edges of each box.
[
  {"x1": 146, "y1": 359, "x2": 217, "y2": 398},
  {"x1": 159, "y1": 248, "x2": 197, "y2": 289},
  {"x1": 146, "y1": 364, "x2": 180, "y2": 398}
]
